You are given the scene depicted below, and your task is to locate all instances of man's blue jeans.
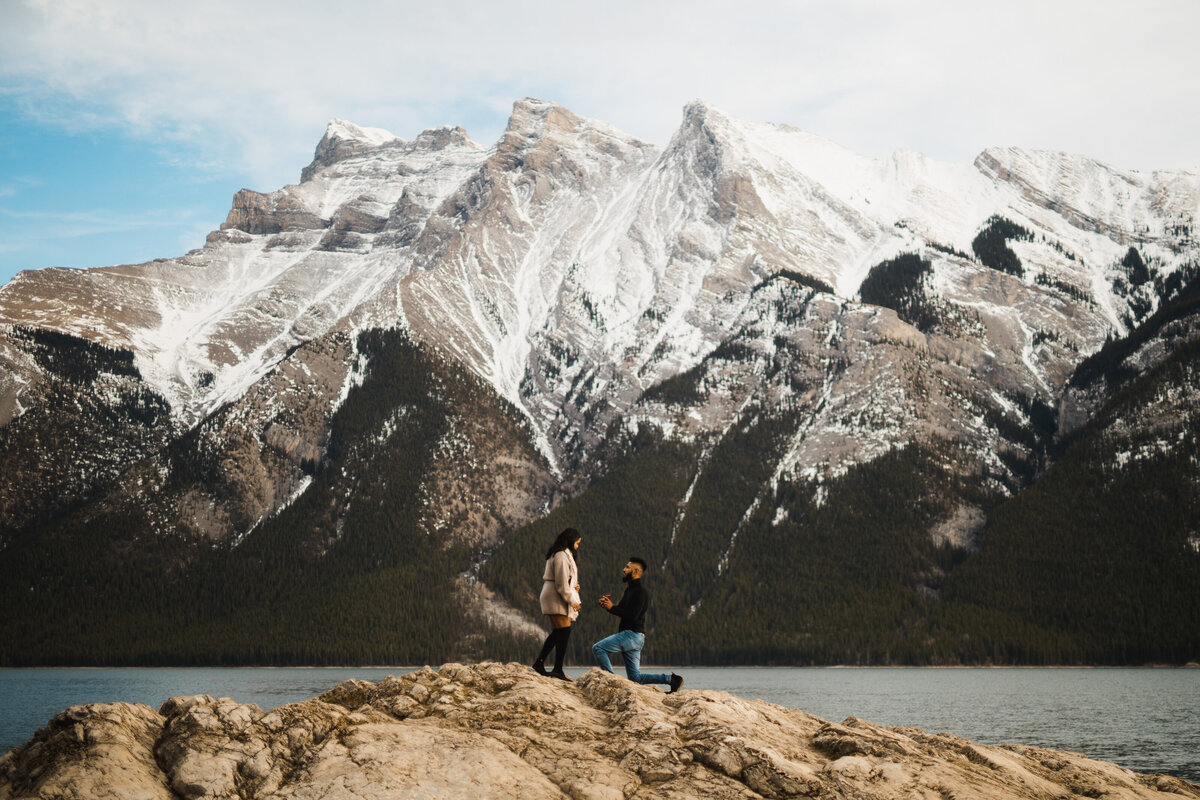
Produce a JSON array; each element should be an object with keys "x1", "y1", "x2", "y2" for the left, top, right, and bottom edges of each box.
[{"x1": 591, "y1": 630, "x2": 670, "y2": 685}]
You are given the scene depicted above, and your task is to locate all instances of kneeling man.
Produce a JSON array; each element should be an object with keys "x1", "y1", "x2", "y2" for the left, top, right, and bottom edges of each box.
[{"x1": 592, "y1": 556, "x2": 683, "y2": 693}]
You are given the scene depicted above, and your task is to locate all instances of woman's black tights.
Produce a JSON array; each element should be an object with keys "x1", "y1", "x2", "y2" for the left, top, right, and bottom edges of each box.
[{"x1": 537, "y1": 626, "x2": 572, "y2": 671}]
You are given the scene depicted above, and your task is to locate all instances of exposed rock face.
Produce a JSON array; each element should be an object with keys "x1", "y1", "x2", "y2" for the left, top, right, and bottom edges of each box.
[
  {"x1": 220, "y1": 189, "x2": 330, "y2": 236},
  {"x1": 2, "y1": 663, "x2": 1195, "y2": 800},
  {"x1": 1, "y1": 97, "x2": 1196, "y2": 544}
]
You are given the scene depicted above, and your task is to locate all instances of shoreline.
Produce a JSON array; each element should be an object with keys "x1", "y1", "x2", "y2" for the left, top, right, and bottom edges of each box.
[
  {"x1": 3, "y1": 662, "x2": 1197, "y2": 797},
  {"x1": 3, "y1": 662, "x2": 1198, "y2": 670}
]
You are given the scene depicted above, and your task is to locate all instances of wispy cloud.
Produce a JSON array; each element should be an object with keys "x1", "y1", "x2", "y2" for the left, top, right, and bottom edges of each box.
[
  {"x1": 0, "y1": 203, "x2": 213, "y2": 274},
  {"x1": 0, "y1": 205, "x2": 186, "y2": 236},
  {"x1": 0, "y1": 177, "x2": 44, "y2": 199},
  {"x1": 2, "y1": 0, "x2": 1199, "y2": 190}
]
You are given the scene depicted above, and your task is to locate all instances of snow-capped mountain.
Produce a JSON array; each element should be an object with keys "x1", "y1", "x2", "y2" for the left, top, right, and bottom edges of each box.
[
  {"x1": 2, "y1": 99, "x2": 1199, "y2": 666},
  {"x1": 4, "y1": 99, "x2": 1195, "y2": 474}
]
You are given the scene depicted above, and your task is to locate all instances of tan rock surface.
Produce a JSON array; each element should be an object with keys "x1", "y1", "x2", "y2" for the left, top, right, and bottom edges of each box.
[{"x1": 2, "y1": 662, "x2": 1196, "y2": 800}]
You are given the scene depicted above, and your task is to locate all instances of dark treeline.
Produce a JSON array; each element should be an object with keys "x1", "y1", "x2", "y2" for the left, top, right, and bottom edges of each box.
[
  {"x1": 858, "y1": 253, "x2": 939, "y2": 332},
  {"x1": 0, "y1": 329, "x2": 477, "y2": 666},
  {"x1": 2, "y1": 322, "x2": 1198, "y2": 666},
  {"x1": 1071, "y1": 268, "x2": 1200, "y2": 389},
  {"x1": 971, "y1": 216, "x2": 1033, "y2": 278},
  {"x1": 483, "y1": 403, "x2": 1198, "y2": 666},
  {"x1": 0, "y1": 326, "x2": 172, "y2": 537},
  {"x1": 942, "y1": 327, "x2": 1200, "y2": 664},
  {"x1": 9, "y1": 325, "x2": 143, "y2": 384}
]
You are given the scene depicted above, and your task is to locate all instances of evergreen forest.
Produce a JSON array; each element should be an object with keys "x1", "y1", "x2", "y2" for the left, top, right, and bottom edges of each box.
[{"x1": 1, "y1": 312, "x2": 1199, "y2": 667}]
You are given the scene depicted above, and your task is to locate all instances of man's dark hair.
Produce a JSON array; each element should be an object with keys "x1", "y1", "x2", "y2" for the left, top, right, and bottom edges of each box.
[{"x1": 630, "y1": 556, "x2": 648, "y2": 570}]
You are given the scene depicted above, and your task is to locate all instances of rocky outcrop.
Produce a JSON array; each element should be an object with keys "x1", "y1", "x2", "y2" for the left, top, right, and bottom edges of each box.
[
  {"x1": 262, "y1": 423, "x2": 325, "y2": 472},
  {"x1": 2, "y1": 662, "x2": 1195, "y2": 800},
  {"x1": 220, "y1": 189, "x2": 328, "y2": 235}
]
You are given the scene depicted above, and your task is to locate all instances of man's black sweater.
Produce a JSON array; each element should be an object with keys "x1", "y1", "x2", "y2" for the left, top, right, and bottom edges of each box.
[{"x1": 606, "y1": 578, "x2": 649, "y2": 633}]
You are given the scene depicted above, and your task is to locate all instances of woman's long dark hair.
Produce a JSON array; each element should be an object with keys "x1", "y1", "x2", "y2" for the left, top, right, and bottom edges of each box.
[{"x1": 545, "y1": 527, "x2": 581, "y2": 565}]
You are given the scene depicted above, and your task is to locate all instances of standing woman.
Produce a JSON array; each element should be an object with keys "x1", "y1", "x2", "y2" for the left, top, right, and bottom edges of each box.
[{"x1": 534, "y1": 527, "x2": 582, "y2": 680}]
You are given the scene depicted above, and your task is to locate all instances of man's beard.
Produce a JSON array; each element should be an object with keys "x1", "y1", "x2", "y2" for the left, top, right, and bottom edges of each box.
[{"x1": 622, "y1": 573, "x2": 633, "y2": 583}]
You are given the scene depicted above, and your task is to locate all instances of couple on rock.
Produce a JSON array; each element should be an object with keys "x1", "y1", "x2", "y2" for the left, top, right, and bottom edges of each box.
[{"x1": 532, "y1": 527, "x2": 684, "y2": 694}]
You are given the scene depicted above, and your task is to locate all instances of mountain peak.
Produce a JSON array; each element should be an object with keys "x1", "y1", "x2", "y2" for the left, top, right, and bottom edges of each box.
[
  {"x1": 503, "y1": 97, "x2": 586, "y2": 140},
  {"x1": 301, "y1": 119, "x2": 404, "y2": 182},
  {"x1": 324, "y1": 118, "x2": 400, "y2": 147},
  {"x1": 678, "y1": 99, "x2": 736, "y2": 135},
  {"x1": 414, "y1": 125, "x2": 478, "y2": 151},
  {"x1": 502, "y1": 98, "x2": 651, "y2": 150}
]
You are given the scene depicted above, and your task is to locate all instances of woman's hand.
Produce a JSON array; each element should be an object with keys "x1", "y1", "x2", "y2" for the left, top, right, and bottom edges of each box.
[{"x1": 571, "y1": 602, "x2": 582, "y2": 611}]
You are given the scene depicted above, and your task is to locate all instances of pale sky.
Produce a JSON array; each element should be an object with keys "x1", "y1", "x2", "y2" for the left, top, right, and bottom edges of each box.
[{"x1": 1, "y1": 0, "x2": 1198, "y2": 285}]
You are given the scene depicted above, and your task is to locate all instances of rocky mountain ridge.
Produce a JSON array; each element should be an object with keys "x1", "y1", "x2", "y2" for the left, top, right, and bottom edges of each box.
[
  {"x1": 1, "y1": 99, "x2": 1198, "y2": 666},
  {"x1": 2, "y1": 662, "x2": 1197, "y2": 800},
  {"x1": 2, "y1": 99, "x2": 1196, "y2": 485}
]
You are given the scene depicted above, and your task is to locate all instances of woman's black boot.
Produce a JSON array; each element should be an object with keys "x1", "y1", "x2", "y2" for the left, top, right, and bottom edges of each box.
[
  {"x1": 549, "y1": 626, "x2": 572, "y2": 680},
  {"x1": 533, "y1": 628, "x2": 558, "y2": 675}
]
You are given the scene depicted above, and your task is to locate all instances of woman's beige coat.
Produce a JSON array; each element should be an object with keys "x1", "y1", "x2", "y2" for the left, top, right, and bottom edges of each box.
[{"x1": 539, "y1": 549, "x2": 578, "y2": 616}]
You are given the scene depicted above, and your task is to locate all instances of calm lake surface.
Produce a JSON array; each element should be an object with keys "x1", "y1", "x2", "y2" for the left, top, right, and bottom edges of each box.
[{"x1": 1, "y1": 666, "x2": 1196, "y2": 783}]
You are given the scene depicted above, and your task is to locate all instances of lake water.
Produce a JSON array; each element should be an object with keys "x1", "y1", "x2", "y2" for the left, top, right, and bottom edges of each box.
[{"x1": 1, "y1": 666, "x2": 1196, "y2": 783}]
